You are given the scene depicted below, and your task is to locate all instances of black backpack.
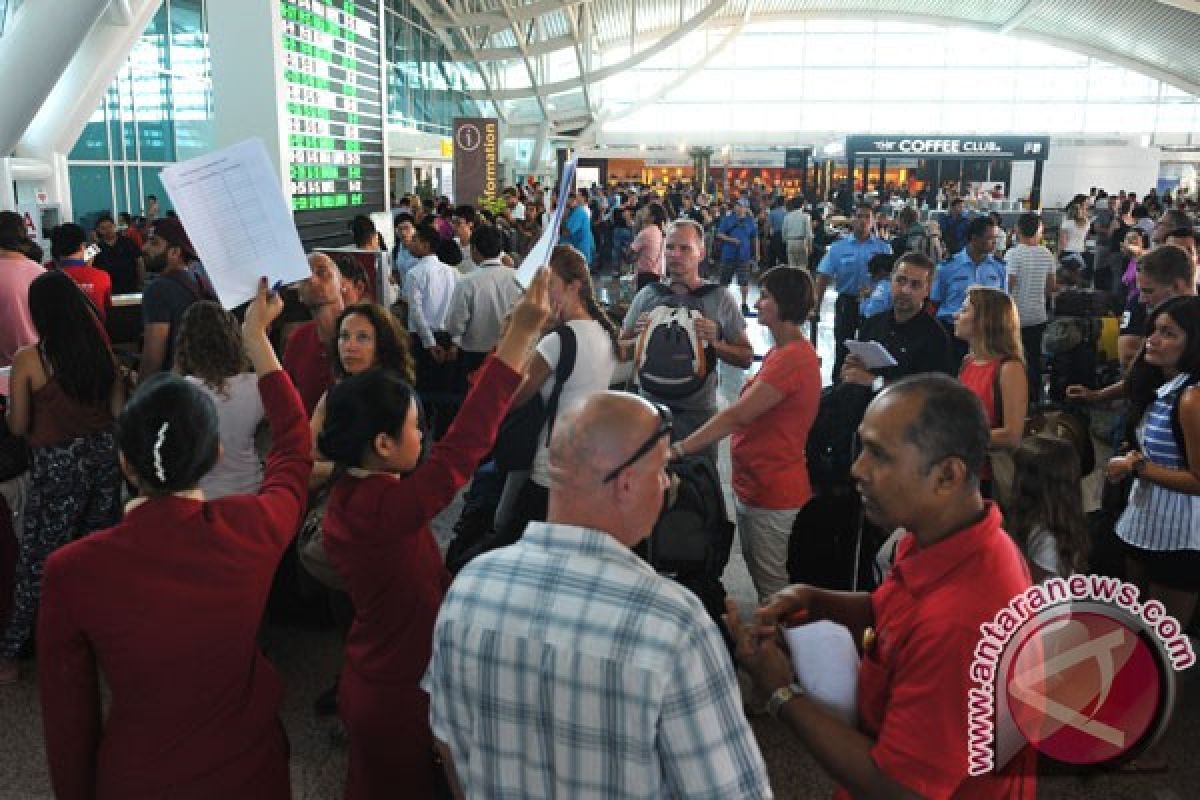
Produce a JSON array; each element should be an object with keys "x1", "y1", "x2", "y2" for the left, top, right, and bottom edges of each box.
[
  {"x1": 492, "y1": 325, "x2": 576, "y2": 472},
  {"x1": 634, "y1": 282, "x2": 722, "y2": 398},
  {"x1": 805, "y1": 383, "x2": 874, "y2": 492},
  {"x1": 644, "y1": 454, "x2": 735, "y2": 578}
]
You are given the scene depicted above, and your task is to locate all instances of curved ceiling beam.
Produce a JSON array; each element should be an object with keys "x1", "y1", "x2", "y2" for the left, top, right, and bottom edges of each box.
[
  {"x1": 409, "y1": 0, "x2": 509, "y2": 122},
  {"x1": 469, "y1": 0, "x2": 729, "y2": 101},
  {"x1": 587, "y1": 9, "x2": 1200, "y2": 99},
  {"x1": 423, "y1": 0, "x2": 586, "y2": 32},
  {"x1": 574, "y1": 6, "x2": 752, "y2": 144}
]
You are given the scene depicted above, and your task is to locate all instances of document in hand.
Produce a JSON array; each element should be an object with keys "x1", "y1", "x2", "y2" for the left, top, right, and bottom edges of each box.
[
  {"x1": 843, "y1": 339, "x2": 899, "y2": 370},
  {"x1": 515, "y1": 156, "x2": 577, "y2": 289},
  {"x1": 783, "y1": 620, "x2": 861, "y2": 725},
  {"x1": 161, "y1": 138, "x2": 311, "y2": 308}
]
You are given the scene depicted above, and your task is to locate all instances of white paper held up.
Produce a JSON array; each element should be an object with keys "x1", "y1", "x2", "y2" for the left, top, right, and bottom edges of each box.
[
  {"x1": 515, "y1": 156, "x2": 577, "y2": 289},
  {"x1": 844, "y1": 339, "x2": 899, "y2": 370},
  {"x1": 783, "y1": 620, "x2": 861, "y2": 725},
  {"x1": 160, "y1": 138, "x2": 310, "y2": 308}
]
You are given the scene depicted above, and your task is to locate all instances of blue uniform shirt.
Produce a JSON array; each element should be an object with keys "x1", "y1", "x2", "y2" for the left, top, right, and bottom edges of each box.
[
  {"x1": 817, "y1": 234, "x2": 892, "y2": 296},
  {"x1": 931, "y1": 248, "x2": 1008, "y2": 320},
  {"x1": 563, "y1": 205, "x2": 595, "y2": 264},
  {"x1": 860, "y1": 277, "x2": 893, "y2": 317},
  {"x1": 768, "y1": 206, "x2": 787, "y2": 235},
  {"x1": 718, "y1": 213, "x2": 757, "y2": 263}
]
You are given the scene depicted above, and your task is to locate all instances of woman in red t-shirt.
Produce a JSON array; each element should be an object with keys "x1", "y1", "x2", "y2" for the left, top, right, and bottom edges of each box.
[
  {"x1": 672, "y1": 267, "x2": 821, "y2": 600},
  {"x1": 954, "y1": 286, "x2": 1027, "y2": 500}
]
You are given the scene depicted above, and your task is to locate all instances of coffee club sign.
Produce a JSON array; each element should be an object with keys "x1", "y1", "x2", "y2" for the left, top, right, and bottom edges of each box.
[{"x1": 845, "y1": 135, "x2": 1050, "y2": 160}]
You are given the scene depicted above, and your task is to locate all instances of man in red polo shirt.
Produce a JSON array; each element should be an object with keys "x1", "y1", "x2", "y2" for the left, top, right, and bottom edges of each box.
[
  {"x1": 728, "y1": 373, "x2": 1036, "y2": 799},
  {"x1": 282, "y1": 253, "x2": 346, "y2": 416}
]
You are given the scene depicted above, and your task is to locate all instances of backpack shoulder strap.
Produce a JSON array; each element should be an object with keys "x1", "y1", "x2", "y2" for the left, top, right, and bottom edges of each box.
[{"x1": 542, "y1": 324, "x2": 577, "y2": 445}]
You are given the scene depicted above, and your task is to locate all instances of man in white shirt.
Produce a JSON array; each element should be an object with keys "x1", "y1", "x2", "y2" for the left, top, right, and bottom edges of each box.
[
  {"x1": 451, "y1": 206, "x2": 479, "y2": 275},
  {"x1": 781, "y1": 196, "x2": 814, "y2": 269},
  {"x1": 1006, "y1": 212, "x2": 1056, "y2": 403},
  {"x1": 404, "y1": 222, "x2": 459, "y2": 366},
  {"x1": 444, "y1": 224, "x2": 523, "y2": 384}
]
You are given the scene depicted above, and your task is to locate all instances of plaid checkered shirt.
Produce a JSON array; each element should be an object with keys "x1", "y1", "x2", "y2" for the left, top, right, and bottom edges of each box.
[{"x1": 422, "y1": 521, "x2": 772, "y2": 799}]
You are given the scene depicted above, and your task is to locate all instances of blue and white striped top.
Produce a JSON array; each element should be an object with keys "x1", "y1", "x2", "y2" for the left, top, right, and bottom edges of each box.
[{"x1": 1116, "y1": 372, "x2": 1200, "y2": 552}]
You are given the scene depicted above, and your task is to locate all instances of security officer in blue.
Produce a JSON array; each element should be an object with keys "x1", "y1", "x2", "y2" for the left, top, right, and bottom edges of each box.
[
  {"x1": 815, "y1": 203, "x2": 892, "y2": 381},
  {"x1": 931, "y1": 215, "x2": 1006, "y2": 363}
]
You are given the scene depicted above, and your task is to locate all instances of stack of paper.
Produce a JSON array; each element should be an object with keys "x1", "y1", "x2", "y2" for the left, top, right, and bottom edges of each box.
[{"x1": 784, "y1": 620, "x2": 861, "y2": 725}]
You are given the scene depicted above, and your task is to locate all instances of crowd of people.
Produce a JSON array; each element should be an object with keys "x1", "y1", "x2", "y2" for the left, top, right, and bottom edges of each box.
[{"x1": 0, "y1": 168, "x2": 1196, "y2": 798}]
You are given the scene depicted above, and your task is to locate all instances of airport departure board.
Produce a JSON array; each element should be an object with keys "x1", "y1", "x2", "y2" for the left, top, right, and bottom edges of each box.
[{"x1": 279, "y1": 0, "x2": 385, "y2": 220}]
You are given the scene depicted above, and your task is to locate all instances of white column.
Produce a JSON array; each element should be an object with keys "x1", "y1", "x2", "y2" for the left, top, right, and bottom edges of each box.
[
  {"x1": 207, "y1": 0, "x2": 289, "y2": 188},
  {"x1": 0, "y1": 0, "x2": 110, "y2": 157},
  {"x1": 18, "y1": 0, "x2": 162, "y2": 163}
]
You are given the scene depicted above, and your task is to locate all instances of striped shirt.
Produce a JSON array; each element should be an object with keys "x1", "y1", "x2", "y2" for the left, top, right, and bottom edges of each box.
[
  {"x1": 422, "y1": 521, "x2": 772, "y2": 800},
  {"x1": 1116, "y1": 372, "x2": 1200, "y2": 551},
  {"x1": 1006, "y1": 243, "x2": 1055, "y2": 327}
]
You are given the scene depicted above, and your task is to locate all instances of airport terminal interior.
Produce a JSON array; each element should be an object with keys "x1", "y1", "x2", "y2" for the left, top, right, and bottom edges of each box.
[{"x1": 4, "y1": 0, "x2": 1200, "y2": 797}]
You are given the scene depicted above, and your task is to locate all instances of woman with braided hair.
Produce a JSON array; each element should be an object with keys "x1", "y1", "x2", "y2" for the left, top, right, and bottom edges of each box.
[
  {"x1": 491, "y1": 244, "x2": 619, "y2": 549},
  {"x1": 35, "y1": 278, "x2": 313, "y2": 798}
]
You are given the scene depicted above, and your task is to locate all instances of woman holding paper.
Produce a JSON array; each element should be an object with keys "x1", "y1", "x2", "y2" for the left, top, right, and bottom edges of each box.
[
  {"x1": 35, "y1": 279, "x2": 311, "y2": 798},
  {"x1": 317, "y1": 269, "x2": 551, "y2": 799},
  {"x1": 671, "y1": 267, "x2": 821, "y2": 600}
]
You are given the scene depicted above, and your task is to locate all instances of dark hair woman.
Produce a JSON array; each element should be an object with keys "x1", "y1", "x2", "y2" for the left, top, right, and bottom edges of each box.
[
  {"x1": 316, "y1": 269, "x2": 551, "y2": 799},
  {"x1": 1104, "y1": 295, "x2": 1200, "y2": 771},
  {"x1": 176, "y1": 301, "x2": 265, "y2": 499},
  {"x1": 32, "y1": 279, "x2": 312, "y2": 796},
  {"x1": 0, "y1": 270, "x2": 123, "y2": 684},
  {"x1": 672, "y1": 266, "x2": 821, "y2": 600}
]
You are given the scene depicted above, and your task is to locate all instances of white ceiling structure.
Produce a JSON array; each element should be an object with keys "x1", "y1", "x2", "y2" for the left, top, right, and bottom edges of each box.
[{"x1": 418, "y1": 0, "x2": 1200, "y2": 142}]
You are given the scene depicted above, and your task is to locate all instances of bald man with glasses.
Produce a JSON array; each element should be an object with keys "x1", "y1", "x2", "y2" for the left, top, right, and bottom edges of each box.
[{"x1": 423, "y1": 392, "x2": 771, "y2": 800}]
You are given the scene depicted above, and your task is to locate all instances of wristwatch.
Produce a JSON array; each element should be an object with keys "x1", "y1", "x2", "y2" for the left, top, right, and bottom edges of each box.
[{"x1": 766, "y1": 682, "x2": 806, "y2": 720}]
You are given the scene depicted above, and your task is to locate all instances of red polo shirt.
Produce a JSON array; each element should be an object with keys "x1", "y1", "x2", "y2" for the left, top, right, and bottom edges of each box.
[
  {"x1": 282, "y1": 321, "x2": 332, "y2": 416},
  {"x1": 838, "y1": 503, "x2": 1036, "y2": 800}
]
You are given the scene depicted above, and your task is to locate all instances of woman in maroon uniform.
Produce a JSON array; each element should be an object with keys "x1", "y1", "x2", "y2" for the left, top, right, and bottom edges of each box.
[
  {"x1": 319, "y1": 269, "x2": 550, "y2": 799},
  {"x1": 36, "y1": 278, "x2": 312, "y2": 800}
]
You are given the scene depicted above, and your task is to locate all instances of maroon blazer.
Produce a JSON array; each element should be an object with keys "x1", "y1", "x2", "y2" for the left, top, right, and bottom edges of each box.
[
  {"x1": 323, "y1": 356, "x2": 521, "y2": 689},
  {"x1": 37, "y1": 370, "x2": 312, "y2": 800}
]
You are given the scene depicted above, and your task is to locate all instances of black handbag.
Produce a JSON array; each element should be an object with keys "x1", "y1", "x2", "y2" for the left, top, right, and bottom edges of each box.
[{"x1": 492, "y1": 325, "x2": 576, "y2": 472}]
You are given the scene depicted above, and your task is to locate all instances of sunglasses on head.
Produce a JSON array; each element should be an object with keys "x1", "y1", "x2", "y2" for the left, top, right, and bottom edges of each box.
[{"x1": 602, "y1": 404, "x2": 673, "y2": 483}]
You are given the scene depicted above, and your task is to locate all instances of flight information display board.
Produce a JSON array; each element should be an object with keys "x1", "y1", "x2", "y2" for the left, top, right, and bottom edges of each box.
[{"x1": 279, "y1": 0, "x2": 385, "y2": 220}]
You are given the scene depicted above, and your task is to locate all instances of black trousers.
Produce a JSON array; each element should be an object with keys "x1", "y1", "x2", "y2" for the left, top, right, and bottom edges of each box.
[
  {"x1": 1021, "y1": 323, "x2": 1047, "y2": 405},
  {"x1": 832, "y1": 293, "x2": 861, "y2": 383}
]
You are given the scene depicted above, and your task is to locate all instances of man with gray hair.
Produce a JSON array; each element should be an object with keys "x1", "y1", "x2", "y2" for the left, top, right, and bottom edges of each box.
[{"x1": 424, "y1": 391, "x2": 771, "y2": 799}]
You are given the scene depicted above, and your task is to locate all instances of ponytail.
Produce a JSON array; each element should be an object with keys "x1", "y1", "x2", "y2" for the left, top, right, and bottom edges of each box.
[
  {"x1": 581, "y1": 287, "x2": 619, "y2": 355},
  {"x1": 548, "y1": 243, "x2": 619, "y2": 354}
]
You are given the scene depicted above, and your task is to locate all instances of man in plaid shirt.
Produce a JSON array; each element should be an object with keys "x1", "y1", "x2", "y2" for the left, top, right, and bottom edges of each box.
[{"x1": 423, "y1": 392, "x2": 771, "y2": 799}]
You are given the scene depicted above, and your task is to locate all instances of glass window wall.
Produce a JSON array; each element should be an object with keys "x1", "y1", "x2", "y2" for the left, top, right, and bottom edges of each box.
[
  {"x1": 597, "y1": 20, "x2": 1200, "y2": 136},
  {"x1": 68, "y1": 0, "x2": 212, "y2": 224}
]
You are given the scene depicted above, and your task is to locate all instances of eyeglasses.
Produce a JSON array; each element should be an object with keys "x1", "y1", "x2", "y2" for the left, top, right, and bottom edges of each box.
[{"x1": 602, "y1": 404, "x2": 673, "y2": 483}]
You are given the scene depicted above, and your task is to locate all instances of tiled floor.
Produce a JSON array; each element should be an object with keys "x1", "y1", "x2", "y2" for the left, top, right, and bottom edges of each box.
[{"x1": 1, "y1": 282, "x2": 1197, "y2": 798}]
